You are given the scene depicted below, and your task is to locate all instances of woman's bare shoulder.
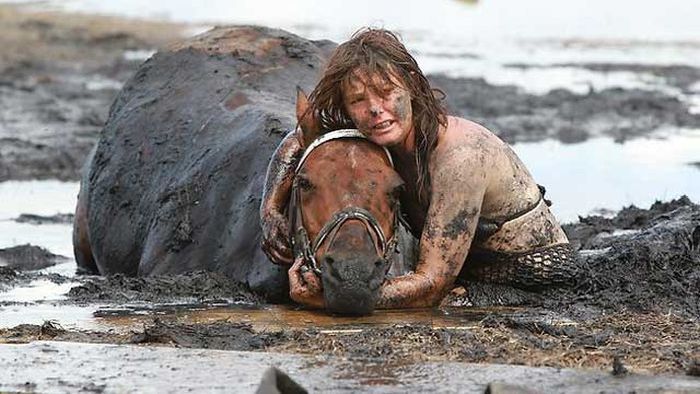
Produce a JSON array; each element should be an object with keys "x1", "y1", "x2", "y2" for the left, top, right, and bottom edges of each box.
[{"x1": 435, "y1": 116, "x2": 502, "y2": 158}]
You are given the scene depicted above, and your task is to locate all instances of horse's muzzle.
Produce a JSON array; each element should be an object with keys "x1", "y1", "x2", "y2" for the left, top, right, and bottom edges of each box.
[{"x1": 319, "y1": 252, "x2": 389, "y2": 316}]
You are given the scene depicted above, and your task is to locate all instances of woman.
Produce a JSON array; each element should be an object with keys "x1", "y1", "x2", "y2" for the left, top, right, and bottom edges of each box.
[{"x1": 260, "y1": 28, "x2": 575, "y2": 309}]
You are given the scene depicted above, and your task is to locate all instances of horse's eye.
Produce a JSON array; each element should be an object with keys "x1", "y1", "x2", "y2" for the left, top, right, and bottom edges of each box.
[
  {"x1": 295, "y1": 176, "x2": 314, "y2": 191},
  {"x1": 389, "y1": 183, "x2": 405, "y2": 199}
]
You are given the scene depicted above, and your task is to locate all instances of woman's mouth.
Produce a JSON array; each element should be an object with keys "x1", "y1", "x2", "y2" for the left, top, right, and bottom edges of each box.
[{"x1": 372, "y1": 120, "x2": 394, "y2": 131}]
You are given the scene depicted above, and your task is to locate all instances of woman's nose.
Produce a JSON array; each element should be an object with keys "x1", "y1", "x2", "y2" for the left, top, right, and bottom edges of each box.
[{"x1": 367, "y1": 95, "x2": 384, "y2": 117}]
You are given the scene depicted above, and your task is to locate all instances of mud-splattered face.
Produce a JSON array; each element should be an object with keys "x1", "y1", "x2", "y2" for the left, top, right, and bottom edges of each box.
[{"x1": 342, "y1": 70, "x2": 414, "y2": 148}]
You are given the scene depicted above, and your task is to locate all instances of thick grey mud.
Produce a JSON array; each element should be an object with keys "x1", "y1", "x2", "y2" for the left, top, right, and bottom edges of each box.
[
  {"x1": 1, "y1": 198, "x2": 699, "y2": 376},
  {"x1": 430, "y1": 73, "x2": 700, "y2": 144}
]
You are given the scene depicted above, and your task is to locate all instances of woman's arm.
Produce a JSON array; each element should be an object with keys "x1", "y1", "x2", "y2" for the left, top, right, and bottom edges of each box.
[
  {"x1": 376, "y1": 144, "x2": 489, "y2": 308},
  {"x1": 260, "y1": 129, "x2": 304, "y2": 265}
]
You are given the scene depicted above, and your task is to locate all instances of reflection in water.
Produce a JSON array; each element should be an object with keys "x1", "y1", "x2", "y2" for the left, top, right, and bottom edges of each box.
[
  {"x1": 93, "y1": 304, "x2": 513, "y2": 333},
  {"x1": 0, "y1": 181, "x2": 78, "y2": 257}
]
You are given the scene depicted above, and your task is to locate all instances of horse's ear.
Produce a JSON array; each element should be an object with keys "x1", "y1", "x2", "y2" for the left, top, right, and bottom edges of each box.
[{"x1": 296, "y1": 87, "x2": 320, "y2": 149}]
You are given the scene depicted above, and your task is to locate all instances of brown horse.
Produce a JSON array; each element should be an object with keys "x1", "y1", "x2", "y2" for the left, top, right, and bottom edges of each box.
[
  {"x1": 293, "y1": 91, "x2": 409, "y2": 314},
  {"x1": 71, "y1": 25, "x2": 413, "y2": 313}
]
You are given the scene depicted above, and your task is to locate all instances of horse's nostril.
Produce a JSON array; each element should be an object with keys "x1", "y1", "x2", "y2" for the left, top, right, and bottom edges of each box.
[
  {"x1": 375, "y1": 259, "x2": 384, "y2": 268},
  {"x1": 324, "y1": 256, "x2": 335, "y2": 266}
]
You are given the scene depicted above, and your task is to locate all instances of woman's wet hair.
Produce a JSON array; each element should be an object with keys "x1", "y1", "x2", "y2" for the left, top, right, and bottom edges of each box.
[{"x1": 308, "y1": 28, "x2": 447, "y2": 204}]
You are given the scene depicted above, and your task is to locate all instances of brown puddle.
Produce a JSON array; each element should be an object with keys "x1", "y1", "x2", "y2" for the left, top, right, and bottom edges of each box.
[{"x1": 93, "y1": 304, "x2": 531, "y2": 333}]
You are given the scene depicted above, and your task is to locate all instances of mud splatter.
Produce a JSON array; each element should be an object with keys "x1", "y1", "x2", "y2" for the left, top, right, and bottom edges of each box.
[{"x1": 443, "y1": 207, "x2": 478, "y2": 240}]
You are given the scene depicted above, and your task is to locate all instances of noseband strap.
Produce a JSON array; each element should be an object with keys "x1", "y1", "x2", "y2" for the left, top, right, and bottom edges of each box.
[{"x1": 291, "y1": 129, "x2": 398, "y2": 275}]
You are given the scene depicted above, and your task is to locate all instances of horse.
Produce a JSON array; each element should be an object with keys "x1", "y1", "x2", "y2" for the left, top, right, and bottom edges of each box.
[
  {"x1": 72, "y1": 26, "x2": 413, "y2": 313},
  {"x1": 291, "y1": 92, "x2": 411, "y2": 314}
]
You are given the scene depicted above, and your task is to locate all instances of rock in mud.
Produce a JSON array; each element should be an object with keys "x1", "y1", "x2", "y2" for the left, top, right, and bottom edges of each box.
[
  {"x1": 687, "y1": 360, "x2": 700, "y2": 377},
  {"x1": 612, "y1": 356, "x2": 628, "y2": 376},
  {"x1": 0, "y1": 244, "x2": 67, "y2": 271},
  {"x1": 485, "y1": 382, "x2": 540, "y2": 394}
]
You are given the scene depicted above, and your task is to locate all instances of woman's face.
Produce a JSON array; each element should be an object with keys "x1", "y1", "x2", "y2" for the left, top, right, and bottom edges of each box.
[{"x1": 341, "y1": 69, "x2": 414, "y2": 148}]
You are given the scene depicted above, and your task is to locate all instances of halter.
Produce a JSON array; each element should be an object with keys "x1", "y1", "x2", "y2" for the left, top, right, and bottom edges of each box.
[{"x1": 290, "y1": 129, "x2": 399, "y2": 276}]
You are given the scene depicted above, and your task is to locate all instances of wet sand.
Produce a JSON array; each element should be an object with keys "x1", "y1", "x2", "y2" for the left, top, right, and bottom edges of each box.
[
  {"x1": 1, "y1": 341, "x2": 699, "y2": 393},
  {"x1": 1, "y1": 3, "x2": 699, "y2": 392}
]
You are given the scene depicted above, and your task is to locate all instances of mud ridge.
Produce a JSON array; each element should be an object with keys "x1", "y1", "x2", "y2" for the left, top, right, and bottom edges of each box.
[
  {"x1": 505, "y1": 62, "x2": 700, "y2": 92},
  {"x1": 429, "y1": 75, "x2": 700, "y2": 143},
  {"x1": 14, "y1": 213, "x2": 74, "y2": 225},
  {"x1": 129, "y1": 319, "x2": 283, "y2": 350},
  {"x1": 0, "y1": 244, "x2": 68, "y2": 271},
  {"x1": 556, "y1": 196, "x2": 700, "y2": 317},
  {"x1": 68, "y1": 271, "x2": 263, "y2": 304}
]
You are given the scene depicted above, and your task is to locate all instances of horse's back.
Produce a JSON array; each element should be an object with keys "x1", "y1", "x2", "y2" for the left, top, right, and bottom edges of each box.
[{"x1": 82, "y1": 26, "x2": 333, "y2": 299}]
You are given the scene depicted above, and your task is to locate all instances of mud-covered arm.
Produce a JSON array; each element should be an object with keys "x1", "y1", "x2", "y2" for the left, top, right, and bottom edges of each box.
[
  {"x1": 376, "y1": 146, "x2": 488, "y2": 308},
  {"x1": 260, "y1": 129, "x2": 304, "y2": 265}
]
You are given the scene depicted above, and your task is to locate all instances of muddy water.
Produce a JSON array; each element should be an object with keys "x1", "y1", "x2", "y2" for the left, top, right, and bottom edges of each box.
[
  {"x1": 515, "y1": 130, "x2": 700, "y2": 222},
  {"x1": 92, "y1": 305, "x2": 526, "y2": 334}
]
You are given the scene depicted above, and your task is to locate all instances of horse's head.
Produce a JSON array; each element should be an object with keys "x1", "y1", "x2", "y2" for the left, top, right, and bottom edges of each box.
[{"x1": 293, "y1": 89, "x2": 404, "y2": 315}]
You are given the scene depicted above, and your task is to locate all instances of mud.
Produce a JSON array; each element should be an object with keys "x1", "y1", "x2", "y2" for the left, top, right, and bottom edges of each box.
[
  {"x1": 14, "y1": 212, "x2": 74, "y2": 225},
  {"x1": 3, "y1": 197, "x2": 694, "y2": 374},
  {"x1": 67, "y1": 271, "x2": 262, "y2": 304},
  {"x1": 0, "y1": 244, "x2": 67, "y2": 271},
  {"x1": 429, "y1": 74, "x2": 700, "y2": 143},
  {"x1": 2, "y1": 341, "x2": 698, "y2": 393},
  {"x1": 2, "y1": 4, "x2": 698, "y2": 182},
  {"x1": 0, "y1": 4, "x2": 184, "y2": 181},
  {"x1": 506, "y1": 62, "x2": 700, "y2": 92},
  {"x1": 556, "y1": 196, "x2": 700, "y2": 317}
]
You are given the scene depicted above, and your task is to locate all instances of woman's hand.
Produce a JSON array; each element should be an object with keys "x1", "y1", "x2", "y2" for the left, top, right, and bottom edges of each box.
[
  {"x1": 289, "y1": 257, "x2": 324, "y2": 309},
  {"x1": 261, "y1": 211, "x2": 294, "y2": 265}
]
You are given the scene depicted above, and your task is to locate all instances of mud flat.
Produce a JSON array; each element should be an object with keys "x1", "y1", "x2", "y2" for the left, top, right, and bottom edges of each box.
[
  {"x1": 430, "y1": 74, "x2": 700, "y2": 143},
  {"x1": 2, "y1": 4, "x2": 700, "y2": 182},
  {"x1": 0, "y1": 4, "x2": 185, "y2": 181},
  {"x1": 1, "y1": 198, "x2": 698, "y2": 383},
  {"x1": 1, "y1": 341, "x2": 699, "y2": 393}
]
